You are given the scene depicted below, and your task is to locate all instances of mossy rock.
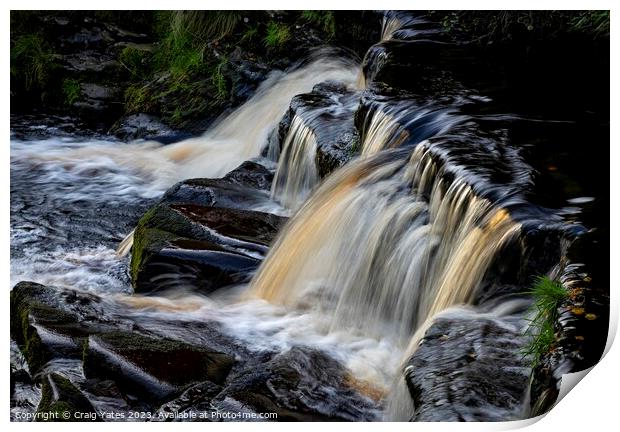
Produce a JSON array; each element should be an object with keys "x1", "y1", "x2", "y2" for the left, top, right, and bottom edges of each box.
[
  {"x1": 130, "y1": 203, "x2": 284, "y2": 294},
  {"x1": 83, "y1": 331, "x2": 235, "y2": 402},
  {"x1": 37, "y1": 373, "x2": 99, "y2": 422},
  {"x1": 10, "y1": 281, "x2": 130, "y2": 376},
  {"x1": 130, "y1": 162, "x2": 285, "y2": 294},
  {"x1": 10, "y1": 282, "x2": 93, "y2": 374}
]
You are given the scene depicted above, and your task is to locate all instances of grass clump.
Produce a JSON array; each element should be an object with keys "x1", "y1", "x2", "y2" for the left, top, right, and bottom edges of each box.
[
  {"x1": 264, "y1": 21, "x2": 290, "y2": 50},
  {"x1": 301, "y1": 11, "x2": 336, "y2": 39},
  {"x1": 212, "y1": 56, "x2": 229, "y2": 101},
  {"x1": 435, "y1": 11, "x2": 610, "y2": 44},
  {"x1": 61, "y1": 79, "x2": 81, "y2": 106},
  {"x1": 523, "y1": 276, "x2": 568, "y2": 367},
  {"x1": 170, "y1": 11, "x2": 241, "y2": 43},
  {"x1": 569, "y1": 11, "x2": 609, "y2": 38},
  {"x1": 119, "y1": 46, "x2": 152, "y2": 77},
  {"x1": 10, "y1": 34, "x2": 56, "y2": 91}
]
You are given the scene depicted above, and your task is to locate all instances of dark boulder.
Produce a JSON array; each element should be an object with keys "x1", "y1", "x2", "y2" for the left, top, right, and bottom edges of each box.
[
  {"x1": 154, "y1": 380, "x2": 223, "y2": 421},
  {"x1": 211, "y1": 347, "x2": 379, "y2": 421},
  {"x1": 130, "y1": 161, "x2": 286, "y2": 295},
  {"x1": 109, "y1": 113, "x2": 189, "y2": 143},
  {"x1": 10, "y1": 281, "x2": 124, "y2": 375},
  {"x1": 83, "y1": 331, "x2": 234, "y2": 402},
  {"x1": 403, "y1": 314, "x2": 530, "y2": 421},
  {"x1": 36, "y1": 373, "x2": 98, "y2": 421},
  {"x1": 274, "y1": 81, "x2": 361, "y2": 178}
]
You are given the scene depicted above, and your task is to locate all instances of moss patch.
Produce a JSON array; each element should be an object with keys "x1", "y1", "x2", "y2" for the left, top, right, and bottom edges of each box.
[{"x1": 37, "y1": 373, "x2": 97, "y2": 421}]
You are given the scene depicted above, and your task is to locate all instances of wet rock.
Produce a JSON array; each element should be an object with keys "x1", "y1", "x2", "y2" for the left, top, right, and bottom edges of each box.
[
  {"x1": 161, "y1": 161, "x2": 274, "y2": 206},
  {"x1": 154, "y1": 380, "x2": 222, "y2": 421},
  {"x1": 109, "y1": 113, "x2": 187, "y2": 142},
  {"x1": 131, "y1": 203, "x2": 283, "y2": 294},
  {"x1": 363, "y1": 41, "x2": 476, "y2": 97},
  {"x1": 212, "y1": 347, "x2": 378, "y2": 421},
  {"x1": 222, "y1": 161, "x2": 274, "y2": 191},
  {"x1": 10, "y1": 114, "x2": 108, "y2": 140},
  {"x1": 37, "y1": 373, "x2": 98, "y2": 421},
  {"x1": 404, "y1": 315, "x2": 530, "y2": 421},
  {"x1": 529, "y1": 263, "x2": 609, "y2": 416},
  {"x1": 80, "y1": 83, "x2": 117, "y2": 100},
  {"x1": 131, "y1": 162, "x2": 285, "y2": 294},
  {"x1": 83, "y1": 331, "x2": 234, "y2": 402},
  {"x1": 275, "y1": 81, "x2": 361, "y2": 178},
  {"x1": 228, "y1": 48, "x2": 270, "y2": 104},
  {"x1": 71, "y1": 83, "x2": 122, "y2": 122},
  {"x1": 10, "y1": 281, "x2": 124, "y2": 375},
  {"x1": 62, "y1": 51, "x2": 120, "y2": 75},
  {"x1": 11, "y1": 281, "x2": 240, "y2": 414}
]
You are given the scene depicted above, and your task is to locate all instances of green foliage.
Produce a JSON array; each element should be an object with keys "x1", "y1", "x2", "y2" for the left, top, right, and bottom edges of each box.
[
  {"x1": 119, "y1": 46, "x2": 151, "y2": 77},
  {"x1": 153, "y1": 29, "x2": 207, "y2": 80},
  {"x1": 170, "y1": 11, "x2": 241, "y2": 43},
  {"x1": 10, "y1": 34, "x2": 55, "y2": 91},
  {"x1": 435, "y1": 11, "x2": 610, "y2": 43},
  {"x1": 212, "y1": 56, "x2": 228, "y2": 101},
  {"x1": 264, "y1": 21, "x2": 290, "y2": 50},
  {"x1": 240, "y1": 24, "x2": 259, "y2": 46},
  {"x1": 301, "y1": 11, "x2": 336, "y2": 39},
  {"x1": 124, "y1": 83, "x2": 156, "y2": 114},
  {"x1": 61, "y1": 79, "x2": 81, "y2": 106},
  {"x1": 569, "y1": 11, "x2": 610, "y2": 38},
  {"x1": 522, "y1": 276, "x2": 568, "y2": 367}
]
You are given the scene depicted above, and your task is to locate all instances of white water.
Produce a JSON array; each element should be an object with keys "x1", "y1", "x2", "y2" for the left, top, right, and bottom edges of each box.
[
  {"x1": 11, "y1": 53, "x2": 401, "y2": 410},
  {"x1": 11, "y1": 37, "x2": 530, "y2": 420}
]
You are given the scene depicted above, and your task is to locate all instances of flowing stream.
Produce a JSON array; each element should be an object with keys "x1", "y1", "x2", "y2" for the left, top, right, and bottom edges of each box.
[{"x1": 10, "y1": 13, "x2": 592, "y2": 422}]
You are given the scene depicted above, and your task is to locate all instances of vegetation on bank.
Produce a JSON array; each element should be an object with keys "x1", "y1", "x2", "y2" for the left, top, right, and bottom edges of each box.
[
  {"x1": 523, "y1": 276, "x2": 568, "y2": 367},
  {"x1": 432, "y1": 10, "x2": 610, "y2": 44},
  {"x1": 10, "y1": 10, "x2": 368, "y2": 129},
  {"x1": 10, "y1": 34, "x2": 58, "y2": 98},
  {"x1": 10, "y1": 10, "x2": 609, "y2": 130}
]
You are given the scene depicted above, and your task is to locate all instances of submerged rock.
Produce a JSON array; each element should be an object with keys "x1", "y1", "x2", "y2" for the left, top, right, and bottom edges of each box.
[
  {"x1": 403, "y1": 314, "x2": 530, "y2": 421},
  {"x1": 109, "y1": 113, "x2": 188, "y2": 142},
  {"x1": 130, "y1": 161, "x2": 286, "y2": 294},
  {"x1": 212, "y1": 347, "x2": 379, "y2": 422}
]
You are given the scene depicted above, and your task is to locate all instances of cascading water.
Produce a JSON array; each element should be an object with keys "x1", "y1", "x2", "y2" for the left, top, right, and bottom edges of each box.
[
  {"x1": 250, "y1": 126, "x2": 520, "y2": 351},
  {"x1": 157, "y1": 55, "x2": 360, "y2": 182},
  {"x1": 11, "y1": 10, "x2": 599, "y2": 423}
]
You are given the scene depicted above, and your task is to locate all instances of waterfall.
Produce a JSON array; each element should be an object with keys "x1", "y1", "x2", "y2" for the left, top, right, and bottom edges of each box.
[
  {"x1": 157, "y1": 55, "x2": 360, "y2": 181},
  {"x1": 250, "y1": 144, "x2": 520, "y2": 344},
  {"x1": 270, "y1": 115, "x2": 319, "y2": 209},
  {"x1": 248, "y1": 90, "x2": 524, "y2": 416},
  {"x1": 116, "y1": 54, "x2": 360, "y2": 255}
]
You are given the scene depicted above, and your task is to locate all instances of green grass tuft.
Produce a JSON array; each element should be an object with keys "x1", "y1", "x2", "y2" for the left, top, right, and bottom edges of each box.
[
  {"x1": 569, "y1": 11, "x2": 609, "y2": 38},
  {"x1": 61, "y1": 79, "x2": 81, "y2": 106},
  {"x1": 264, "y1": 21, "x2": 290, "y2": 50},
  {"x1": 171, "y1": 11, "x2": 241, "y2": 43},
  {"x1": 522, "y1": 276, "x2": 568, "y2": 367},
  {"x1": 212, "y1": 56, "x2": 229, "y2": 101},
  {"x1": 301, "y1": 11, "x2": 336, "y2": 39},
  {"x1": 11, "y1": 34, "x2": 55, "y2": 91},
  {"x1": 119, "y1": 47, "x2": 151, "y2": 77}
]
